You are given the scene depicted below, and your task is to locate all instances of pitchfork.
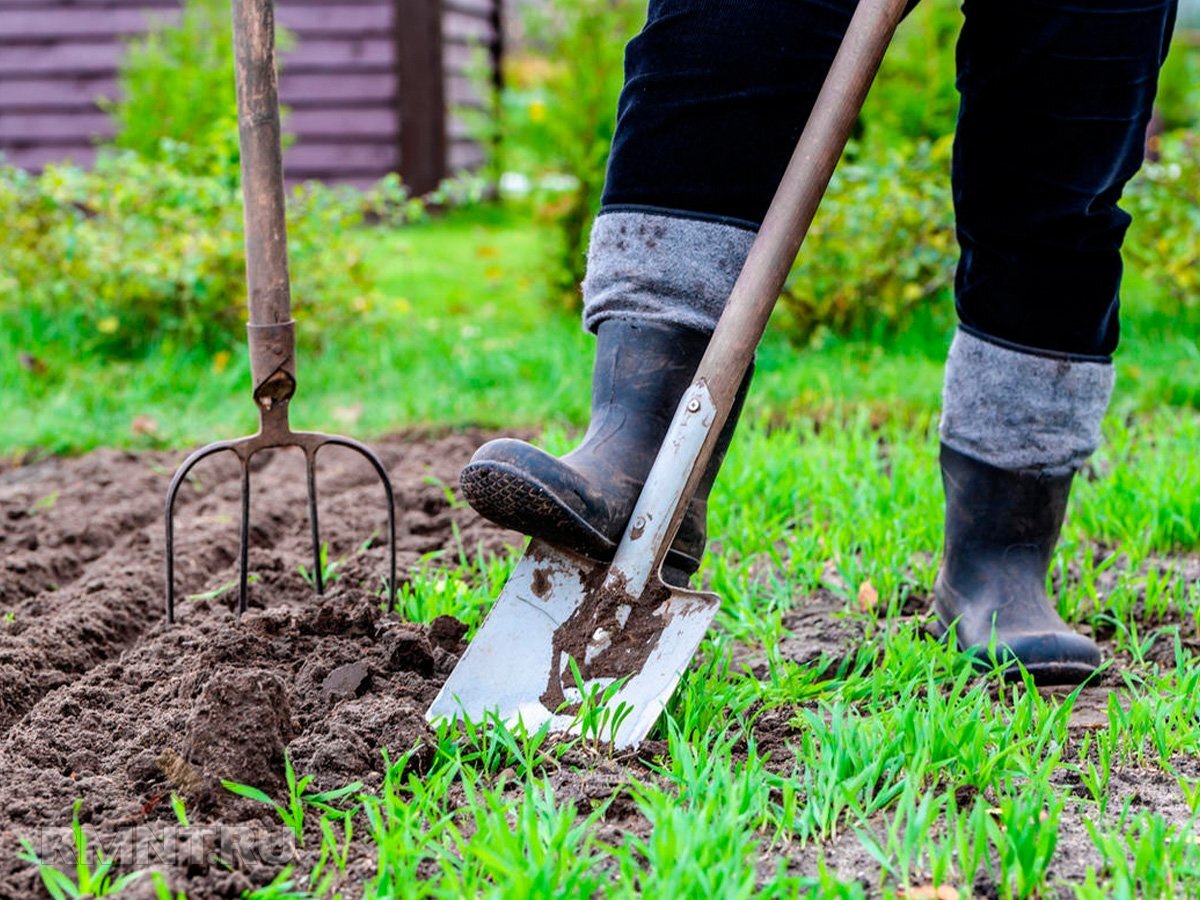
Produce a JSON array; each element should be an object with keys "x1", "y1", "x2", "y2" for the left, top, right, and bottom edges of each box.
[{"x1": 164, "y1": 0, "x2": 396, "y2": 622}]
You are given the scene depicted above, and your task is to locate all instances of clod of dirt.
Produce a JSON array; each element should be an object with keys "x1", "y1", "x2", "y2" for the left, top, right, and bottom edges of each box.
[
  {"x1": 322, "y1": 661, "x2": 372, "y2": 700},
  {"x1": 382, "y1": 623, "x2": 437, "y2": 676},
  {"x1": 428, "y1": 614, "x2": 469, "y2": 652},
  {"x1": 183, "y1": 667, "x2": 296, "y2": 811},
  {"x1": 300, "y1": 590, "x2": 379, "y2": 638}
]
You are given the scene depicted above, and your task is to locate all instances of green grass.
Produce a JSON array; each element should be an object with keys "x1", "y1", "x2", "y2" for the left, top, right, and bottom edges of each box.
[
  {"x1": 0, "y1": 204, "x2": 592, "y2": 456},
  {"x1": 6, "y1": 202, "x2": 1200, "y2": 457},
  {"x1": 12, "y1": 201, "x2": 1200, "y2": 897}
]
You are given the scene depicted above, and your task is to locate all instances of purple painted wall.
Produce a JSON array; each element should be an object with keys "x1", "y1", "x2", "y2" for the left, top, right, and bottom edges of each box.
[{"x1": 0, "y1": 0, "x2": 500, "y2": 188}]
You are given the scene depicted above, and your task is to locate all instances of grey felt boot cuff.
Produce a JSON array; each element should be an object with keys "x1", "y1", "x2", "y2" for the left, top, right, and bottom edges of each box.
[
  {"x1": 581, "y1": 208, "x2": 756, "y2": 335},
  {"x1": 940, "y1": 328, "x2": 1114, "y2": 476}
]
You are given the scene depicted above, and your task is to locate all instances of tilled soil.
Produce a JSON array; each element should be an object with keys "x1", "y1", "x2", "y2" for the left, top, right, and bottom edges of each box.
[
  {"x1": 1, "y1": 434, "x2": 1197, "y2": 897},
  {"x1": 0, "y1": 432, "x2": 522, "y2": 898}
]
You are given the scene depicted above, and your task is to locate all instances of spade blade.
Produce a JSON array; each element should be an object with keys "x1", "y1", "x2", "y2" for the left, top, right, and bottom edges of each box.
[{"x1": 426, "y1": 538, "x2": 719, "y2": 749}]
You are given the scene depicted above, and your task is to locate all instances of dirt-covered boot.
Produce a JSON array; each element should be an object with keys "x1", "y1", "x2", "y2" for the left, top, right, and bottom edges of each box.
[
  {"x1": 461, "y1": 318, "x2": 750, "y2": 586},
  {"x1": 932, "y1": 443, "x2": 1101, "y2": 683}
]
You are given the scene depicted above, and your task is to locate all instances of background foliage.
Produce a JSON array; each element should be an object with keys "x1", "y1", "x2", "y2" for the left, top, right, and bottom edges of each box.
[
  {"x1": 0, "y1": 151, "x2": 419, "y2": 358},
  {"x1": 859, "y1": 0, "x2": 960, "y2": 145},
  {"x1": 492, "y1": 0, "x2": 644, "y2": 302},
  {"x1": 105, "y1": 0, "x2": 246, "y2": 175},
  {"x1": 0, "y1": 0, "x2": 426, "y2": 359},
  {"x1": 1125, "y1": 133, "x2": 1200, "y2": 310},
  {"x1": 779, "y1": 138, "x2": 957, "y2": 345},
  {"x1": 1158, "y1": 32, "x2": 1200, "y2": 132}
]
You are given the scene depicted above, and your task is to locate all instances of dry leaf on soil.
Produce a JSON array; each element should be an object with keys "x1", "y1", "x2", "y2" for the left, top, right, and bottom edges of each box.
[
  {"x1": 899, "y1": 886, "x2": 959, "y2": 900},
  {"x1": 857, "y1": 580, "x2": 879, "y2": 612}
]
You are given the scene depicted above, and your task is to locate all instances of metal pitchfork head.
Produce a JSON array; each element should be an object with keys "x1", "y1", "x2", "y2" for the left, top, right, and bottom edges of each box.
[{"x1": 164, "y1": 0, "x2": 396, "y2": 622}]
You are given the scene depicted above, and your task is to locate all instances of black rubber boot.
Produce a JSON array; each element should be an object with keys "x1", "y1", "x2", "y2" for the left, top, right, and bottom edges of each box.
[
  {"x1": 461, "y1": 319, "x2": 750, "y2": 586},
  {"x1": 932, "y1": 443, "x2": 1101, "y2": 684}
]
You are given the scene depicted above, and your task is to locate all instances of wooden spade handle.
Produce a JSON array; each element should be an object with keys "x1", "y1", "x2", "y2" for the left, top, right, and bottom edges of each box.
[
  {"x1": 697, "y1": 0, "x2": 910, "y2": 411},
  {"x1": 683, "y1": 0, "x2": 908, "y2": 502},
  {"x1": 617, "y1": 0, "x2": 911, "y2": 588}
]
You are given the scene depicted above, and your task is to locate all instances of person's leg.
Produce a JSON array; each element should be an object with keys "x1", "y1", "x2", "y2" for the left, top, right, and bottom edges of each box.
[
  {"x1": 463, "y1": 0, "x2": 858, "y2": 583},
  {"x1": 585, "y1": 0, "x2": 862, "y2": 333},
  {"x1": 937, "y1": 0, "x2": 1178, "y2": 680}
]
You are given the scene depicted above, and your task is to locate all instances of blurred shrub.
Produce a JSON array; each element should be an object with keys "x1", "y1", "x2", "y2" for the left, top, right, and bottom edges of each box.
[
  {"x1": 860, "y1": 0, "x2": 961, "y2": 145},
  {"x1": 778, "y1": 137, "x2": 958, "y2": 345},
  {"x1": 491, "y1": 0, "x2": 962, "y2": 308},
  {"x1": 1157, "y1": 39, "x2": 1200, "y2": 132},
  {"x1": 1125, "y1": 132, "x2": 1200, "y2": 309},
  {"x1": 104, "y1": 0, "x2": 257, "y2": 176},
  {"x1": 498, "y1": 0, "x2": 646, "y2": 303},
  {"x1": 0, "y1": 150, "x2": 422, "y2": 358},
  {"x1": 776, "y1": 128, "x2": 1200, "y2": 345}
]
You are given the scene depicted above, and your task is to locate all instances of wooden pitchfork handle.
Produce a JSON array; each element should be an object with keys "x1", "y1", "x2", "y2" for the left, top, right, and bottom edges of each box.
[{"x1": 232, "y1": 0, "x2": 297, "y2": 412}]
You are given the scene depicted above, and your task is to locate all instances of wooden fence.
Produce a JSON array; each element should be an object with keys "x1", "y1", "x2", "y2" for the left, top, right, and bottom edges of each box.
[{"x1": 0, "y1": 0, "x2": 502, "y2": 191}]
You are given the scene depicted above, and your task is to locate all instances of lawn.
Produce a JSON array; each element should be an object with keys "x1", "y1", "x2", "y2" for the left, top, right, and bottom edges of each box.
[{"x1": 5, "y1": 202, "x2": 1200, "y2": 897}]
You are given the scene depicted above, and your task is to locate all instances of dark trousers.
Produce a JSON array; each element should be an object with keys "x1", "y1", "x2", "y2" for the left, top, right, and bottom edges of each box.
[{"x1": 601, "y1": 0, "x2": 1179, "y2": 358}]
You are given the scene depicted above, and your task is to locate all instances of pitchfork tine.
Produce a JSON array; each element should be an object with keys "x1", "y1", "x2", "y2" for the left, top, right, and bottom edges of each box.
[
  {"x1": 320, "y1": 436, "x2": 398, "y2": 610},
  {"x1": 165, "y1": 441, "x2": 239, "y2": 623},
  {"x1": 163, "y1": 0, "x2": 399, "y2": 623},
  {"x1": 306, "y1": 450, "x2": 324, "y2": 595},
  {"x1": 237, "y1": 457, "x2": 252, "y2": 616}
]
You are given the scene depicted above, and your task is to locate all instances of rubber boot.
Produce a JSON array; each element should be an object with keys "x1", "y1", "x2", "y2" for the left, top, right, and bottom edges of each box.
[
  {"x1": 461, "y1": 319, "x2": 750, "y2": 586},
  {"x1": 932, "y1": 443, "x2": 1101, "y2": 684}
]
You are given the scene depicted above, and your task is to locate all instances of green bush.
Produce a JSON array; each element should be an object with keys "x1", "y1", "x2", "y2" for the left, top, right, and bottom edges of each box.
[
  {"x1": 1124, "y1": 131, "x2": 1200, "y2": 309},
  {"x1": 778, "y1": 137, "x2": 958, "y2": 345},
  {"x1": 493, "y1": 0, "x2": 963, "y2": 309},
  {"x1": 0, "y1": 149, "x2": 419, "y2": 358},
  {"x1": 776, "y1": 1, "x2": 963, "y2": 344},
  {"x1": 860, "y1": 0, "x2": 961, "y2": 145},
  {"x1": 491, "y1": 0, "x2": 964, "y2": 312},
  {"x1": 1157, "y1": 40, "x2": 1200, "y2": 133},
  {"x1": 104, "y1": 0, "x2": 254, "y2": 176}
]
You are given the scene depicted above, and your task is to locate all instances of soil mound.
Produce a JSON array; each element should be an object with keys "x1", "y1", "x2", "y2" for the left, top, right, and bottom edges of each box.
[{"x1": 0, "y1": 431, "x2": 520, "y2": 897}]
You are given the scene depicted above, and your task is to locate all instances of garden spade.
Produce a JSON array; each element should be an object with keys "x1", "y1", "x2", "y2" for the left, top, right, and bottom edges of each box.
[
  {"x1": 164, "y1": 0, "x2": 396, "y2": 621},
  {"x1": 427, "y1": 0, "x2": 910, "y2": 748}
]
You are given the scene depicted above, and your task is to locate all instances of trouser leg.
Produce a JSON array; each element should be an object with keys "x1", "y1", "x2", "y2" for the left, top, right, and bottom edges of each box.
[
  {"x1": 582, "y1": 0, "x2": 861, "y2": 334},
  {"x1": 934, "y1": 0, "x2": 1177, "y2": 683},
  {"x1": 943, "y1": 0, "x2": 1177, "y2": 474}
]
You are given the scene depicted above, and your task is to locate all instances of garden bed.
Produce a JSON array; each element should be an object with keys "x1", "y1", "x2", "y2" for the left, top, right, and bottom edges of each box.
[
  {"x1": 1, "y1": 433, "x2": 1198, "y2": 897},
  {"x1": 0, "y1": 433, "x2": 519, "y2": 896}
]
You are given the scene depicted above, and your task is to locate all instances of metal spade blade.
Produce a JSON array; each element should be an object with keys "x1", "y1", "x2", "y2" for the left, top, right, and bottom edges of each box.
[{"x1": 426, "y1": 538, "x2": 719, "y2": 749}]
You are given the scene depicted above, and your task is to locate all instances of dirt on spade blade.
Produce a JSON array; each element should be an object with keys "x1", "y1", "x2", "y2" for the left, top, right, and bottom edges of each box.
[{"x1": 0, "y1": 431, "x2": 521, "y2": 898}]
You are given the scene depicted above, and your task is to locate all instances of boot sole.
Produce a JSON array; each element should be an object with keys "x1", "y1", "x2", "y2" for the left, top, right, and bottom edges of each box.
[
  {"x1": 925, "y1": 616, "x2": 1100, "y2": 686},
  {"x1": 460, "y1": 460, "x2": 699, "y2": 585},
  {"x1": 460, "y1": 460, "x2": 617, "y2": 561}
]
